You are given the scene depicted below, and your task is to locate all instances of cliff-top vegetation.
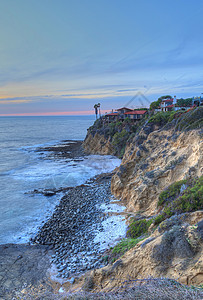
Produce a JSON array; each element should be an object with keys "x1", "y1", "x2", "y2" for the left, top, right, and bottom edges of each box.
[
  {"x1": 87, "y1": 116, "x2": 147, "y2": 158},
  {"x1": 86, "y1": 107, "x2": 203, "y2": 158}
]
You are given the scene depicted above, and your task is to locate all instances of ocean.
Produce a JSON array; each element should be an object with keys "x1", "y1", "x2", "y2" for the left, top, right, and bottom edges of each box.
[{"x1": 0, "y1": 116, "x2": 121, "y2": 244}]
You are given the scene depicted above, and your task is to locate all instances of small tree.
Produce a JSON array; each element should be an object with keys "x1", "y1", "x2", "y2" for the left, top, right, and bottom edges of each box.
[
  {"x1": 94, "y1": 104, "x2": 98, "y2": 119},
  {"x1": 124, "y1": 117, "x2": 131, "y2": 124},
  {"x1": 97, "y1": 103, "x2": 101, "y2": 118},
  {"x1": 177, "y1": 98, "x2": 192, "y2": 107},
  {"x1": 150, "y1": 95, "x2": 172, "y2": 110},
  {"x1": 158, "y1": 95, "x2": 172, "y2": 101},
  {"x1": 150, "y1": 99, "x2": 162, "y2": 110}
]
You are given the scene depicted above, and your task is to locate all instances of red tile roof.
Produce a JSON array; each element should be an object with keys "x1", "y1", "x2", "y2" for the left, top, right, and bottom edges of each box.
[
  {"x1": 162, "y1": 99, "x2": 173, "y2": 102},
  {"x1": 124, "y1": 110, "x2": 147, "y2": 115},
  {"x1": 166, "y1": 104, "x2": 174, "y2": 108},
  {"x1": 117, "y1": 107, "x2": 133, "y2": 111},
  {"x1": 106, "y1": 112, "x2": 119, "y2": 116}
]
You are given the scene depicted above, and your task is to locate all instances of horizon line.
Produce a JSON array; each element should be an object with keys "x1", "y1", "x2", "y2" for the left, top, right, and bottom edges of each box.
[
  {"x1": 0, "y1": 111, "x2": 96, "y2": 117},
  {"x1": 0, "y1": 109, "x2": 112, "y2": 117}
]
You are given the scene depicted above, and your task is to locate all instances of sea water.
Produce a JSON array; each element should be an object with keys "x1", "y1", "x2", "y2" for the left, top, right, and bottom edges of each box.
[{"x1": 0, "y1": 116, "x2": 121, "y2": 244}]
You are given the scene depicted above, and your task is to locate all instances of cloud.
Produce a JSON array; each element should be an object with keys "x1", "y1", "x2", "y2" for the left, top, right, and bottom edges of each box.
[
  {"x1": 0, "y1": 99, "x2": 30, "y2": 104},
  {"x1": 0, "y1": 87, "x2": 143, "y2": 105},
  {"x1": 106, "y1": 40, "x2": 203, "y2": 75}
]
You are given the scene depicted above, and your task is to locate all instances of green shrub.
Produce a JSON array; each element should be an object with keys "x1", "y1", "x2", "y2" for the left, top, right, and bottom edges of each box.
[
  {"x1": 124, "y1": 117, "x2": 131, "y2": 124},
  {"x1": 148, "y1": 111, "x2": 173, "y2": 125},
  {"x1": 168, "y1": 111, "x2": 179, "y2": 123},
  {"x1": 185, "y1": 119, "x2": 203, "y2": 130},
  {"x1": 131, "y1": 125, "x2": 138, "y2": 132},
  {"x1": 119, "y1": 146, "x2": 126, "y2": 159},
  {"x1": 177, "y1": 98, "x2": 193, "y2": 107},
  {"x1": 150, "y1": 99, "x2": 162, "y2": 110},
  {"x1": 175, "y1": 107, "x2": 203, "y2": 131},
  {"x1": 158, "y1": 179, "x2": 187, "y2": 206},
  {"x1": 106, "y1": 236, "x2": 146, "y2": 264},
  {"x1": 93, "y1": 118, "x2": 102, "y2": 128},
  {"x1": 172, "y1": 176, "x2": 203, "y2": 213},
  {"x1": 115, "y1": 121, "x2": 122, "y2": 127},
  {"x1": 155, "y1": 176, "x2": 203, "y2": 225},
  {"x1": 154, "y1": 214, "x2": 165, "y2": 225},
  {"x1": 109, "y1": 122, "x2": 116, "y2": 136},
  {"x1": 112, "y1": 238, "x2": 143, "y2": 256},
  {"x1": 148, "y1": 111, "x2": 183, "y2": 126},
  {"x1": 112, "y1": 129, "x2": 129, "y2": 147},
  {"x1": 127, "y1": 218, "x2": 153, "y2": 238}
]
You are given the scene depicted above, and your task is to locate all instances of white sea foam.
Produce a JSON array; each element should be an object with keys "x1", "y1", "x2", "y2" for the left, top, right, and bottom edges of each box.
[
  {"x1": 94, "y1": 215, "x2": 127, "y2": 251},
  {"x1": 0, "y1": 151, "x2": 121, "y2": 244},
  {"x1": 94, "y1": 201, "x2": 127, "y2": 251},
  {"x1": 12, "y1": 155, "x2": 121, "y2": 189},
  {"x1": 0, "y1": 116, "x2": 97, "y2": 244},
  {"x1": 99, "y1": 202, "x2": 126, "y2": 213}
]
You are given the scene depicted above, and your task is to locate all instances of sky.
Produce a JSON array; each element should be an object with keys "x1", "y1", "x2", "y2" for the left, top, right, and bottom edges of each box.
[{"x1": 0, "y1": 0, "x2": 203, "y2": 116}]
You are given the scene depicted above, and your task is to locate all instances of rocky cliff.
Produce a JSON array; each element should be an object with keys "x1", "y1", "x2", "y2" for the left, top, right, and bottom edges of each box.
[
  {"x1": 79, "y1": 107, "x2": 203, "y2": 291},
  {"x1": 83, "y1": 132, "x2": 115, "y2": 155},
  {"x1": 84, "y1": 108, "x2": 203, "y2": 215},
  {"x1": 112, "y1": 122, "x2": 202, "y2": 215},
  {"x1": 83, "y1": 210, "x2": 203, "y2": 291},
  {"x1": 83, "y1": 117, "x2": 144, "y2": 157}
]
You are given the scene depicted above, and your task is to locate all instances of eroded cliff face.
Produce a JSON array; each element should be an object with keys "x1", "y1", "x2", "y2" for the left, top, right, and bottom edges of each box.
[
  {"x1": 55, "y1": 110, "x2": 203, "y2": 294},
  {"x1": 83, "y1": 132, "x2": 115, "y2": 156},
  {"x1": 88, "y1": 211, "x2": 203, "y2": 291},
  {"x1": 59, "y1": 211, "x2": 203, "y2": 293},
  {"x1": 111, "y1": 127, "x2": 203, "y2": 215}
]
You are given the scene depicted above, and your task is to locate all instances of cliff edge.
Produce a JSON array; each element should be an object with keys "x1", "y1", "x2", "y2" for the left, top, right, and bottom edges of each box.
[{"x1": 79, "y1": 107, "x2": 203, "y2": 290}]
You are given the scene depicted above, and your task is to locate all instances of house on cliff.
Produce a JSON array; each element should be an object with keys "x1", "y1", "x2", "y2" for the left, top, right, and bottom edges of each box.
[
  {"x1": 116, "y1": 107, "x2": 133, "y2": 120},
  {"x1": 105, "y1": 107, "x2": 132, "y2": 121},
  {"x1": 156, "y1": 96, "x2": 194, "y2": 112},
  {"x1": 159, "y1": 98, "x2": 174, "y2": 112},
  {"x1": 124, "y1": 110, "x2": 147, "y2": 120},
  {"x1": 117, "y1": 107, "x2": 133, "y2": 114},
  {"x1": 105, "y1": 107, "x2": 147, "y2": 122},
  {"x1": 105, "y1": 111, "x2": 119, "y2": 121},
  {"x1": 192, "y1": 96, "x2": 203, "y2": 106}
]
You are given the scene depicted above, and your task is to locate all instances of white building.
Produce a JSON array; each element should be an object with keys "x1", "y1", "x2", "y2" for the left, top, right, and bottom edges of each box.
[{"x1": 155, "y1": 96, "x2": 194, "y2": 112}]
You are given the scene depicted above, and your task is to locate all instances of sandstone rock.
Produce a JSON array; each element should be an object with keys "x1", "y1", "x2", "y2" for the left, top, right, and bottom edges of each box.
[
  {"x1": 111, "y1": 129, "x2": 203, "y2": 215},
  {"x1": 83, "y1": 132, "x2": 115, "y2": 155}
]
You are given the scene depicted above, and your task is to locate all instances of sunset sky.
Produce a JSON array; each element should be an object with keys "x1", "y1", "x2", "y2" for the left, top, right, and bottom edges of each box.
[{"x1": 0, "y1": 0, "x2": 203, "y2": 116}]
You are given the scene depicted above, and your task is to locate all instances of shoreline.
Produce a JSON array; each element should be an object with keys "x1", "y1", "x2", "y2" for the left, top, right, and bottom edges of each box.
[
  {"x1": 32, "y1": 173, "x2": 127, "y2": 279},
  {"x1": 0, "y1": 140, "x2": 127, "y2": 297}
]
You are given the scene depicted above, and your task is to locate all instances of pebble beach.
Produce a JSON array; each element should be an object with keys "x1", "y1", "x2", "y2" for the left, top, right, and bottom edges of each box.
[
  {"x1": 0, "y1": 141, "x2": 127, "y2": 298},
  {"x1": 33, "y1": 174, "x2": 126, "y2": 280}
]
